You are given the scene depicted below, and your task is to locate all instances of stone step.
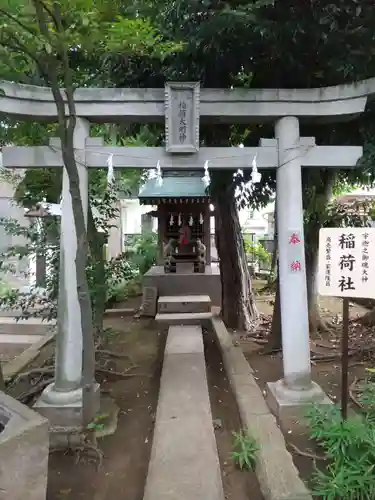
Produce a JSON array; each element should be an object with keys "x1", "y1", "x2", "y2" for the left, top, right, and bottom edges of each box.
[
  {"x1": 157, "y1": 295, "x2": 211, "y2": 314},
  {"x1": 155, "y1": 312, "x2": 212, "y2": 326},
  {"x1": 0, "y1": 318, "x2": 55, "y2": 336},
  {"x1": 143, "y1": 325, "x2": 224, "y2": 500},
  {"x1": 0, "y1": 333, "x2": 43, "y2": 344}
]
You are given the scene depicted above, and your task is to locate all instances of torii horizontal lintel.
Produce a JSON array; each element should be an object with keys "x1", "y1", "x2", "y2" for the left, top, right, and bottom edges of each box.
[
  {"x1": 0, "y1": 79, "x2": 371, "y2": 123},
  {"x1": 2, "y1": 143, "x2": 363, "y2": 170}
]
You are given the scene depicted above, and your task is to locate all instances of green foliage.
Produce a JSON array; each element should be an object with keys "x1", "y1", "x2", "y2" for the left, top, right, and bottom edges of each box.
[
  {"x1": 231, "y1": 429, "x2": 258, "y2": 471},
  {"x1": 103, "y1": 254, "x2": 139, "y2": 305},
  {"x1": 0, "y1": 279, "x2": 14, "y2": 298},
  {"x1": 102, "y1": 0, "x2": 375, "y2": 211},
  {"x1": 305, "y1": 404, "x2": 375, "y2": 499},
  {"x1": 86, "y1": 413, "x2": 107, "y2": 432},
  {"x1": 0, "y1": 203, "x2": 157, "y2": 316},
  {"x1": 305, "y1": 197, "x2": 374, "y2": 235},
  {"x1": 243, "y1": 237, "x2": 271, "y2": 265},
  {"x1": 106, "y1": 275, "x2": 142, "y2": 305},
  {"x1": 0, "y1": 184, "x2": 130, "y2": 318},
  {"x1": 125, "y1": 232, "x2": 158, "y2": 276},
  {"x1": 0, "y1": 0, "x2": 182, "y2": 89},
  {"x1": 104, "y1": 232, "x2": 157, "y2": 304},
  {"x1": 103, "y1": 16, "x2": 182, "y2": 59},
  {"x1": 357, "y1": 380, "x2": 375, "y2": 417},
  {"x1": 304, "y1": 194, "x2": 374, "y2": 265},
  {"x1": 0, "y1": 214, "x2": 60, "y2": 319}
]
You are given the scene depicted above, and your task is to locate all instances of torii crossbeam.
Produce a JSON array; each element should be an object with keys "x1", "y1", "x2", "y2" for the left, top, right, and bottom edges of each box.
[{"x1": 2, "y1": 137, "x2": 362, "y2": 170}]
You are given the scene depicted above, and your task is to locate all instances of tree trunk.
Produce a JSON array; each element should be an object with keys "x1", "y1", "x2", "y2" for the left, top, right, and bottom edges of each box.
[
  {"x1": 214, "y1": 180, "x2": 258, "y2": 331},
  {"x1": 263, "y1": 269, "x2": 282, "y2": 352},
  {"x1": 88, "y1": 209, "x2": 106, "y2": 338},
  {"x1": 305, "y1": 240, "x2": 333, "y2": 335},
  {"x1": 305, "y1": 239, "x2": 321, "y2": 335},
  {"x1": 303, "y1": 171, "x2": 335, "y2": 335},
  {"x1": 268, "y1": 199, "x2": 277, "y2": 283},
  {"x1": 263, "y1": 202, "x2": 282, "y2": 352},
  {"x1": 0, "y1": 362, "x2": 5, "y2": 392}
]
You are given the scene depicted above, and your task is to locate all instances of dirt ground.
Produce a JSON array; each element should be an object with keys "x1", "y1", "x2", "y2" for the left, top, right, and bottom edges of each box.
[
  {"x1": 241, "y1": 285, "x2": 375, "y2": 488},
  {"x1": 5, "y1": 293, "x2": 263, "y2": 500},
  {"x1": 0, "y1": 343, "x2": 27, "y2": 362},
  {"x1": 6, "y1": 281, "x2": 373, "y2": 497},
  {"x1": 47, "y1": 314, "x2": 166, "y2": 500},
  {"x1": 204, "y1": 328, "x2": 264, "y2": 500}
]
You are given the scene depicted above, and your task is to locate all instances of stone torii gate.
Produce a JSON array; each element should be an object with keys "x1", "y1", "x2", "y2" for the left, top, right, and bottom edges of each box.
[{"x1": 0, "y1": 79, "x2": 371, "y2": 424}]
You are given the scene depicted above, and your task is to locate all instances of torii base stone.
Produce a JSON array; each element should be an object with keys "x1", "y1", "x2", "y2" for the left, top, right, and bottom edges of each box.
[{"x1": 266, "y1": 380, "x2": 333, "y2": 431}]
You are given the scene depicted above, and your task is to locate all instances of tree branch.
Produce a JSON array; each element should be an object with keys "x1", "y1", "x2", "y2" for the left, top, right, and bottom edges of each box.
[
  {"x1": 0, "y1": 34, "x2": 49, "y2": 81},
  {"x1": 0, "y1": 8, "x2": 38, "y2": 38},
  {"x1": 32, "y1": 0, "x2": 67, "y2": 133},
  {"x1": 39, "y1": 1, "x2": 60, "y2": 28},
  {"x1": 51, "y1": 1, "x2": 77, "y2": 127}
]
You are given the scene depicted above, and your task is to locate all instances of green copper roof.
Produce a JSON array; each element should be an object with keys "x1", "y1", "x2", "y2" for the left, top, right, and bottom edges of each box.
[{"x1": 138, "y1": 176, "x2": 209, "y2": 200}]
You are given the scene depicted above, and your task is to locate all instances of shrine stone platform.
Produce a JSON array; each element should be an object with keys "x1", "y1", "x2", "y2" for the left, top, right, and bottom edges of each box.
[{"x1": 142, "y1": 265, "x2": 221, "y2": 307}]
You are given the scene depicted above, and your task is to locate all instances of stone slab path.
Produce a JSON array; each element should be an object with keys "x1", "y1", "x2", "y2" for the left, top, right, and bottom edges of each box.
[{"x1": 143, "y1": 325, "x2": 224, "y2": 500}]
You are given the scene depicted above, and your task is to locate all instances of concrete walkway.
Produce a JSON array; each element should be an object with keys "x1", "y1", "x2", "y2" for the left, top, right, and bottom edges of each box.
[{"x1": 143, "y1": 325, "x2": 224, "y2": 500}]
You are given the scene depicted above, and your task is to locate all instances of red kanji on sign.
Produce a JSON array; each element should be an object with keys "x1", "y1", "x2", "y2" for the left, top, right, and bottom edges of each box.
[
  {"x1": 290, "y1": 260, "x2": 302, "y2": 272},
  {"x1": 289, "y1": 232, "x2": 300, "y2": 245}
]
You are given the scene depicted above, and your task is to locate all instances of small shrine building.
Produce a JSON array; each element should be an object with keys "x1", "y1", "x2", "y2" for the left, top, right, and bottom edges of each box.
[{"x1": 138, "y1": 170, "x2": 221, "y2": 305}]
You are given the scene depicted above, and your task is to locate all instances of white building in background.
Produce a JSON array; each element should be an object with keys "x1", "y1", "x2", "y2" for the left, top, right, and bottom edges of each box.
[
  {"x1": 240, "y1": 201, "x2": 275, "y2": 238},
  {"x1": 120, "y1": 198, "x2": 157, "y2": 234},
  {"x1": 0, "y1": 170, "x2": 30, "y2": 290}
]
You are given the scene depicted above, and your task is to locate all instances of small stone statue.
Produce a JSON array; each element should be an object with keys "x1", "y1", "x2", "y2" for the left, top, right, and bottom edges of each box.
[
  {"x1": 194, "y1": 238, "x2": 206, "y2": 273},
  {"x1": 163, "y1": 238, "x2": 176, "y2": 273}
]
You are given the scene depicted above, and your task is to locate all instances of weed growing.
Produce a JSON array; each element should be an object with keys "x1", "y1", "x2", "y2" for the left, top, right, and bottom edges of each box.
[
  {"x1": 231, "y1": 429, "x2": 258, "y2": 471},
  {"x1": 305, "y1": 400, "x2": 375, "y2": 499}
]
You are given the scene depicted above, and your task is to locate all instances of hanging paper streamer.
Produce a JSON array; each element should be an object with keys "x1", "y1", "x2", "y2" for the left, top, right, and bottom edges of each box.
[
  {"x1": 169, "y1": 214, "x2": 174, "y2": 226},
  {"x1": 251, "y1": 153, "x2": 261, "y2": 183},
  {"x1": 148, "y1": 167, "x2": 157, "y2": 179},
  {"x1": 106, "y1": 153, "x2": 114, "y2": 186},
  {"x1": 199, "y1": 212, "x2": 204, "y2": 225},
  {"x1": 188, "y1": 215, "x2": 193, "y2": 226},
  {"x1": 156, "y1": 160, "x2": 163, "y2": 187},
  {"x1": 178, "y1": 213, "x2": 182, "y2": 226},
  {"x1": 202, "y1": 160, "x2": 211, "y2": 187}
]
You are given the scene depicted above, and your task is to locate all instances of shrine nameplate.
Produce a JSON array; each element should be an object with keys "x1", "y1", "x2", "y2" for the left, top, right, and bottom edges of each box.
[
  {"x1": 165, "y1": 82, "x2": 200, "y2": 153},
  {"x1": 142, "y1": 286, "x2": 158, "y2": 317}
]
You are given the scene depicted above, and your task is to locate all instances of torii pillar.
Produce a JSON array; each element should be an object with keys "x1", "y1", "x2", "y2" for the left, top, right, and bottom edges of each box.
[
  {"x1": 267, "y1": 117, "x2": 333, "y2": 419},
  {"x1": 34, "y1": 118, "x2": 100, "y2": 425}
]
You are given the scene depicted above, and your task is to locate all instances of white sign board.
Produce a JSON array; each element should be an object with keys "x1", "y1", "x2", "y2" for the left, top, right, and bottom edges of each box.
[{"x1": 318, "y1": 228, "x2": 375, "y2": 299}]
